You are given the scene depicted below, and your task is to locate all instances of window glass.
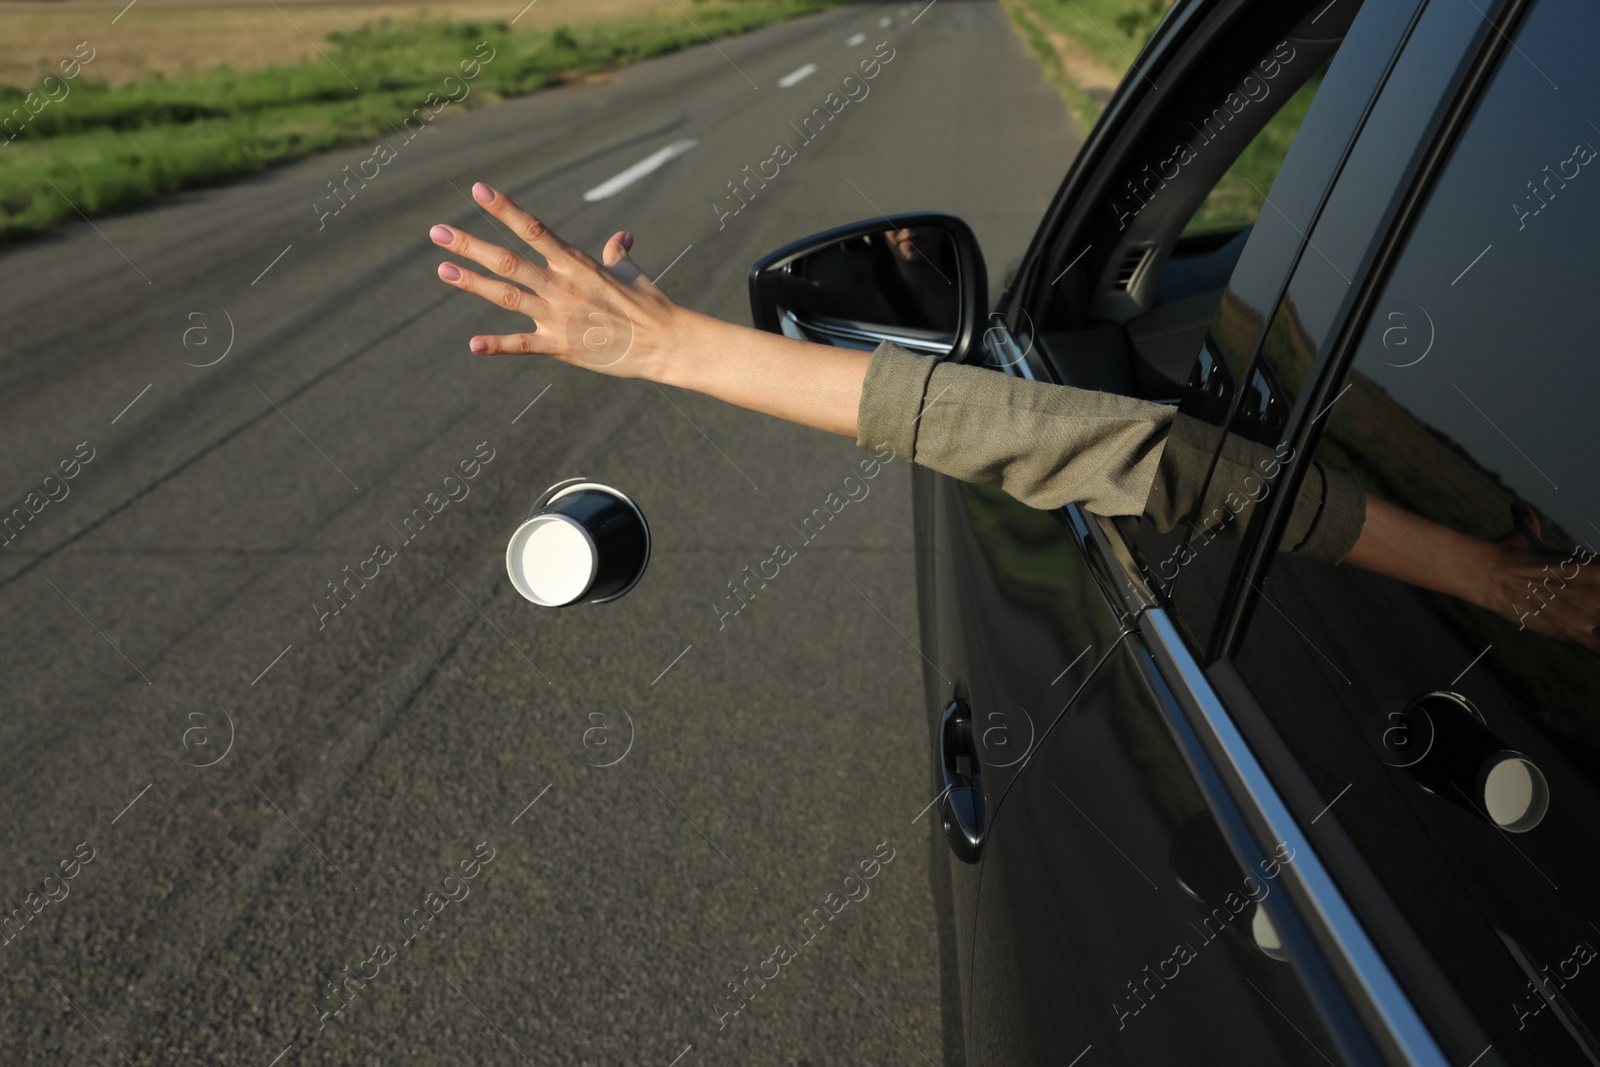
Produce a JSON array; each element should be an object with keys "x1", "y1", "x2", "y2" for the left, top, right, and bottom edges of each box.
[
  {"x1": 1131, "y1": 0, "x2": 1480, "y2": 658},
  {"x1": 1180, "y1": 62, "x2": 1329, "y2": 238},
  {"x1": 1026, "y1": 0, "x2": 1374, "y2": 386},
  {"x1": 1234, "y1": 2, "x2": 1600, "y2": 1059}
]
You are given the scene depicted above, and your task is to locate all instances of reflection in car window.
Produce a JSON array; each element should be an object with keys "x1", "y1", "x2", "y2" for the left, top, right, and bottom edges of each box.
[
  {"x1": 968, "y1": 640, "x2": 1353, "y2": 1064},
  {"x1": 1180, "y1": 60, "x2": 1330, "y2": 237},
  {"x1": 1234, "y1": 2, "x2": 1600, "y2": 1060}
]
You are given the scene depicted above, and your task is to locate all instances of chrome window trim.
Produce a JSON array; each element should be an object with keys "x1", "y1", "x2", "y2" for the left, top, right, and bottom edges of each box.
[{"x1": 1139, "y1": 605, "x2": 1451, "y2": 1067}]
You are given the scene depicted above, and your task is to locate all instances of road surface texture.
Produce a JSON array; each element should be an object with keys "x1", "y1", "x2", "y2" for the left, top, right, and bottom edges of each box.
[{"x1": 0, "y1": 1, "x2": 1077, "y2": 1063}]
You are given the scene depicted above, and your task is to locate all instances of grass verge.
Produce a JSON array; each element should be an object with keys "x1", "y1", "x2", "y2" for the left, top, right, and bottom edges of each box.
[
  {"x1": 0, "y1": 0, "x2": 842, "y2": 241},
  {"x1": 996, "y1": 0, "x2": 1318, "y2": 234}
]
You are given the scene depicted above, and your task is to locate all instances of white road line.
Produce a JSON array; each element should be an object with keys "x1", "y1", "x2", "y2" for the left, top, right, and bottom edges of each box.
[
  {"x1": 582, "y1": 139, "x2": 699, "y2": 202},
  {"x1": 879, "y1": 15, "x2": 892, "y2": 28},
  {"x1": 777, "y1": 62, "x2": 817, "y2": 88},
  {"x1": 845, "y1": 32, "x2": 867, "y2": 46}
]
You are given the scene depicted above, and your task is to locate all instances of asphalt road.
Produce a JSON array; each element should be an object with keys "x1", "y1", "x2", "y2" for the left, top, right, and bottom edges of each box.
[{"x1": 0, "y1": 2, "x2": 1077, "y2": 1063}]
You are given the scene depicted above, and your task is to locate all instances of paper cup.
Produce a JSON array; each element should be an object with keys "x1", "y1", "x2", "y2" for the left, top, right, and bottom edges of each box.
[{"x1": 506, "y1": 480, "x2": 650, "y2": 607}]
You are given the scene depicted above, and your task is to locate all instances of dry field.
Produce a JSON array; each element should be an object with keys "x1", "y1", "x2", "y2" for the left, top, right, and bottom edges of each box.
[{"x1": 0, "y1": 0, "x2": 673, "y2": 87}]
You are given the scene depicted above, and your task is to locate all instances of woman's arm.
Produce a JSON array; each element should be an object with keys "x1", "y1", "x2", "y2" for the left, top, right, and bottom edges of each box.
[
  {"x1": 430, "y1": 184, "x2": 1174, "y2": 515},
  {"x1": 1347, "y1": 497, "x2": 1600, "y2": 654},
  {"x1": 430, "y1": 185, "x2": 1600, "y2": 653}
]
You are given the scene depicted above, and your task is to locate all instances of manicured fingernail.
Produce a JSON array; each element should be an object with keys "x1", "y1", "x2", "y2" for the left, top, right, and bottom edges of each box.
[
  {"x1": 430, "y1": 224, "x2": 454, "y2": 244},
  {"x1": 470, "y1": 338, "x2": 489, "y2": 354},
  {"x1": 438, "y1": 262, "x2": 462, "y2": 281},
  {"x1": 622, "y1": 231, "x2": 634, "y2": 250},
  {"x1": 472, "y1": 182, "x2": 495, "y2": 204}
]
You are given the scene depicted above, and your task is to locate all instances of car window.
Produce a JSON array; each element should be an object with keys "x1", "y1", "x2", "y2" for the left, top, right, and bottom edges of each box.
[
  {"x1": 1120, "y1": 0, "x2": 1433, "y2": 654},
  {"x1": 1179, "y1": 60, "x2": 1330, "y2": 238},
  {"x1": 1232, "y1": 1, "x2": 1600, "y2": 1060},
  {"x1": 1021, "y1": 0, "x2": 1382, "y2": 412}
]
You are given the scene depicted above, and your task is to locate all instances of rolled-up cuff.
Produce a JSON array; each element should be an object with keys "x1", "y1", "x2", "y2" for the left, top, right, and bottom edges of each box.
[
  {"x1": 855, "y1": 340, "x2": 939, "y2": 461},
  {"x1": 1143, "y1": 412, "x2": 1367, "y2": 564},
  {"x1": 1283, "y1": 462, "x2": 1367, "y2": 564},
  {"x1": 1142, "y1": 412, "x2": 1222, "y2": 532}
]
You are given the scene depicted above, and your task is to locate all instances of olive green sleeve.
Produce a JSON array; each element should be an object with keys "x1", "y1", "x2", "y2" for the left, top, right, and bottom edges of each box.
[
  {"x1": 855, "y1": 341, "x2": 1367, "y2": 563},
  {"x1": 1143, "y1": 411, "x2": 1367, "y2": 564},
  {"x1": 855, "y1": 340, "x2": 1172, "y2": 517}
]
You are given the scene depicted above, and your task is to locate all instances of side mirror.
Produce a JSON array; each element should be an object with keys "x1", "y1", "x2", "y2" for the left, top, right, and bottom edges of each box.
[{"x1": 748, "y1": 213, "x2": 987, "y2": 359}]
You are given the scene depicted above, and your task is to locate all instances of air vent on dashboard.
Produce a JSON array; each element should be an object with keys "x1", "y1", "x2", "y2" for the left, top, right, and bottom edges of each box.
[{"x1": 1113, "y1": 244, "x2": 1154, "y2": 292}]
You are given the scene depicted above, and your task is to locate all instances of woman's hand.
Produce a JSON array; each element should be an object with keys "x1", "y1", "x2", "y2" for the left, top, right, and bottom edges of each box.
[
  {"x1": 427, "y1": 182, "x2": 876, "y2": 439},
  {"x1": 429, "y1": 182, "x2": 692, "y2": 380},
  {"x1": 1348, "y1": 495, "x2": 1600, "y2": 654},
  {"x1": 1477, "y1": 502, "x2": 1600, "y2": 654}
]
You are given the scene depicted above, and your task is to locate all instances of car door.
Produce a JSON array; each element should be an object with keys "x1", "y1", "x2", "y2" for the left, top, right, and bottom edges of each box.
[
  {"x1": 946, "y1": 0, "x2": 1467, "y2": 1062},
  {"x1": 913, "y1": 458, "x2": 1132, "y2": 1012}
]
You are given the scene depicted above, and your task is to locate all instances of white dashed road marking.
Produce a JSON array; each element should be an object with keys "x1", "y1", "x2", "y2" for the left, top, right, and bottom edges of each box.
[
  {"x1": 777, "y1": 62, "x2": 818, "y2": 87},
  {"x1": 845, "y1": 32, "x2": 867, "y2": 46},
  {"x1": 582, "y1": 139, "x2": 699, "y2": 202}
]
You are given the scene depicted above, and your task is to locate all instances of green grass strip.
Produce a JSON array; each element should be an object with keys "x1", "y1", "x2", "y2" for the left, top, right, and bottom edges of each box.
[{"x1": 0, "y1": 0, "x2": 841, "y2": 240}]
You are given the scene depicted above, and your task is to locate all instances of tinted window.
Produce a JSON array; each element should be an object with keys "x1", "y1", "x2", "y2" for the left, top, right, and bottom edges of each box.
[
  {"x1": 1123, "y1": 0, "x2": 1433, "y2": 652},
  {"x1": 1026, "y1": 0, "x2": 1377, "y2": 349},
  {"x1": 1179, "y1": 61, "x2": 1329, "y2": 238},
  {"x1": 1234, "y1": 1, "x2": 1600, "y2": 1059}
]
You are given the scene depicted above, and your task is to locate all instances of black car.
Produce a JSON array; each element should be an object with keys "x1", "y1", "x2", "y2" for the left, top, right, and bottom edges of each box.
[{"x1": 750, "y1": 0, "x2": 1600, "y2": 1063}]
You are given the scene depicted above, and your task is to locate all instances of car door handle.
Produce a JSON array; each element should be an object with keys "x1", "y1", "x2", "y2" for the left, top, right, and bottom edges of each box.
[{"x1": 939, "y1": 699, "x2": 987, "y2": 864}]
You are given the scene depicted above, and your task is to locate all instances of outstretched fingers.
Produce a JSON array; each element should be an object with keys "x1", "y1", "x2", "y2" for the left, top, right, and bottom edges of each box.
[
  {"x1": 472, "y1": 182, "x2": 580, "y2": 266},
  {"x1": 436, "y1": 260, "x2": 550, "y2": 322},
  {"x1": 468, "y1": 332, "x2": 552, "y2": 356},
  {"x1": 431, "y1": 224, "x2": 545, "y2": 290}
]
